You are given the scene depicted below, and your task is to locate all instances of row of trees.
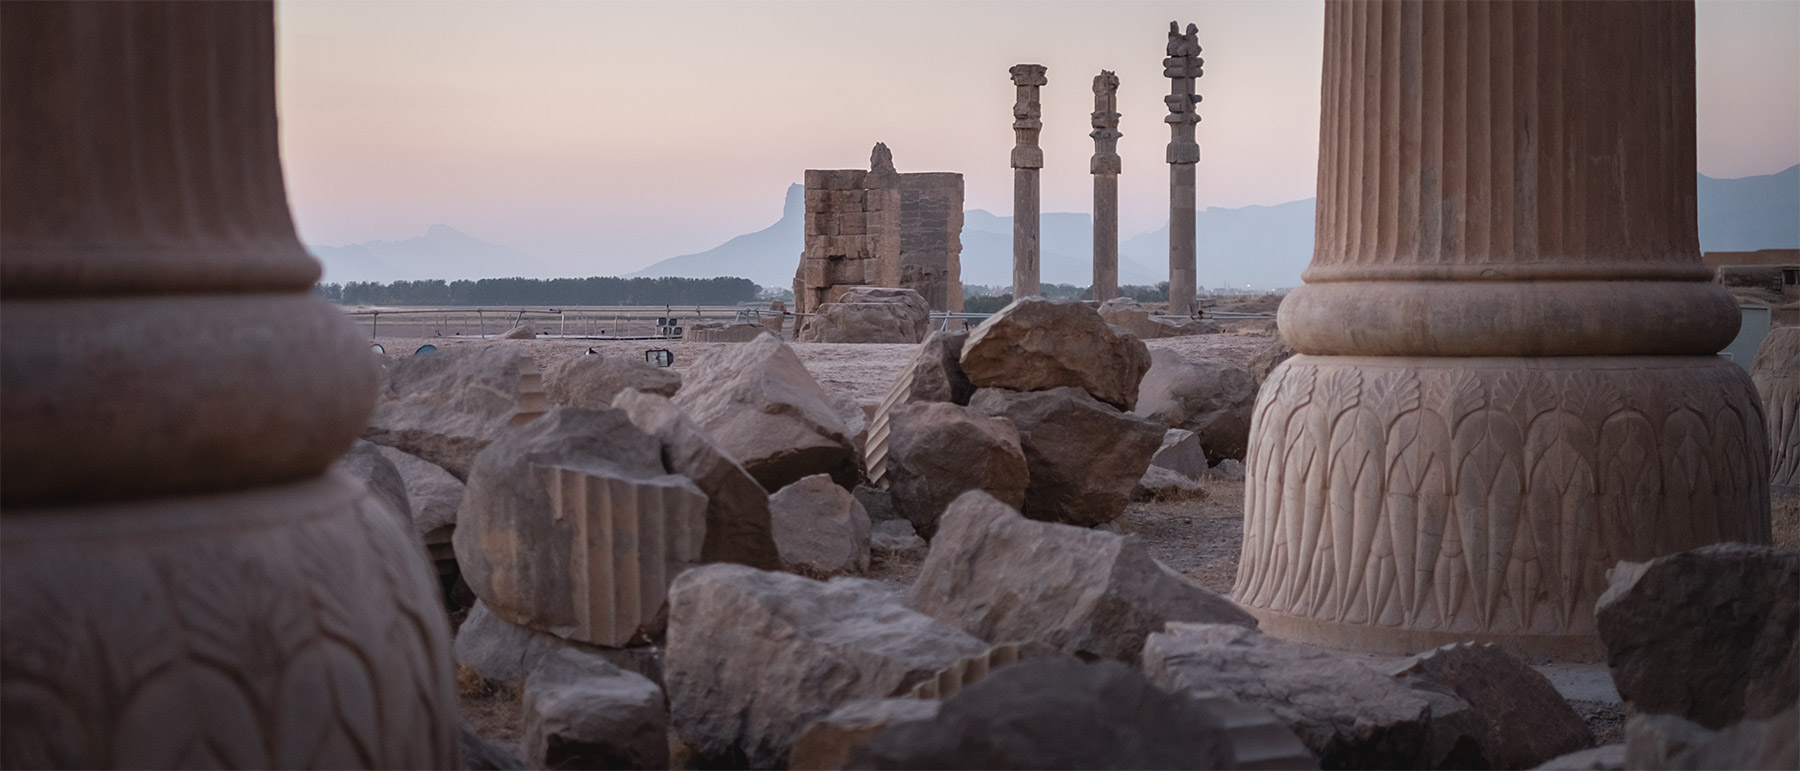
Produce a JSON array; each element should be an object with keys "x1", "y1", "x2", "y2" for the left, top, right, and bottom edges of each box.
[
  {"x1": 315, "y1": 276, "x2": 762, "y2": 307},
  {"x1": 962, "y1": 282, "x2": 1171, "y2": 312}
]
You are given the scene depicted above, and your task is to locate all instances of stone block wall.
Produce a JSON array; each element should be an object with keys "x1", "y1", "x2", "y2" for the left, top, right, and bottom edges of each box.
[{"x1": 900, "y1": 173, "x2": 965, "y2": 313}]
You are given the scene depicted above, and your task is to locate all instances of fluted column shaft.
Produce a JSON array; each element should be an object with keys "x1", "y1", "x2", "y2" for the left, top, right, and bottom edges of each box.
[
  {"x1": 1, "y1": 3, "x2": 458, "y2": 765},
  {"x1": 1238, "y1": 0, "x2": 1768, "y2": 661},
  {"x1": 1010, "y1": 64, "x2": 1046, "y2": 299}
]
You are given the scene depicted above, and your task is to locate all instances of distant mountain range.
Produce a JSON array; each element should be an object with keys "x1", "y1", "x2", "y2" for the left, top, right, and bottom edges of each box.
[
  {"x1": 308, "y1": 224, "x2": 545, "y2": 284},
  {"x1": 313, "y1": 164, "x2": 1799, "y2": 289}
]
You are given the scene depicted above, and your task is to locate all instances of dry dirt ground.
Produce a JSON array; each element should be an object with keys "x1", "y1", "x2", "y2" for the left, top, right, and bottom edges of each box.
[{"x1": 388, "y1": 329, "x2": 1784, "y2": 764}]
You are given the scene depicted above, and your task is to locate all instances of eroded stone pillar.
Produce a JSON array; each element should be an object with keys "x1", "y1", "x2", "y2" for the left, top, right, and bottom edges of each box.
[
  {"x1": 0, "y1": 2, "x2": 458, "y2": 765},
  {"x1": 1164, "y1": 23, "x2": 1203, "y2": 316},
  {"x1": 1009, "y1": 64, "x2": 1046, "y2": 298},
  {"x1": 1237, "y1": 0, "x2": 1768, "y2": 660},
  {"x1": 1091, "y1": 70, "x2": 1122, "y2": 303}
]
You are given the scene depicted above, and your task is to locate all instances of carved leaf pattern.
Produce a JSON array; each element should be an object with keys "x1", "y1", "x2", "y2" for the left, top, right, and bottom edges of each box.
[
  {"x1": 1238, "y1": 359, "x2": 1771, "y2": 636},
  {"x1": 0, "y1": 480, "x2": 458, "y2": 769}
]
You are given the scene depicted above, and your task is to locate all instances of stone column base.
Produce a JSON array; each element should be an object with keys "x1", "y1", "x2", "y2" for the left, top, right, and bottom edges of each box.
[
  {"x1": 1, "y1": 472, "x2": 458, "y2": 768},
  {"x1": 1235, "y1": 354, "x2": 1769, "y2": 661}
]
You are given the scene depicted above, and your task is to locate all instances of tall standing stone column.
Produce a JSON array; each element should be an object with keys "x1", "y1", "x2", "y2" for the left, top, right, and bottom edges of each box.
[
  {"x1": 1091, "y1": 71, "x2": 1122, "y2": 303},
  {"x1": 1236, "y1": 0, "x2": 1768, "y2": 660},
  {"x1": 0, "y1": 2, "x2": 458, "y2": 765},
  {"x1": 1164, "y1": 23, "x2": 1203, "y2": 316},
  {"x1": 1009, "y1": 64, "x2": 1047, "y2": 298}
]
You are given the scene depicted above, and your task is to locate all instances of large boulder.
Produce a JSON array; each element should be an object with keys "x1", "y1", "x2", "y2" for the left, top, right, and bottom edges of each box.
[
  {"x1": 1247, "y1": 336, "x2": 1297, "y2": 386},
  {"x1": 1144, "y1": 623, "x2": 1485, "y2": 769},
  {"x1": 522, "y1": 648, "x2": 669, "y2": 770},
  {"x1": 612, "y1": 390, "x2": 782, "y2": 570},
  {"x1": 885, "y1": 401, "x2": 1028, "y2": 539},
  {"x1": 969, "y1": 387, "x2": 1163, "y2": 527},
  {"x1": 1097, "y1": 297, "x2": 1217, "y2": 340},
  {"x1": 372, "y1": 444, "x2": 464, "y2": 546},
  {"x1": 334, "y1": 439, "x2": 411, "y2": 530},
  {"x1": 1393, "y1": 642, "x2": 1593, "y2": 769},
  {"x1": 790, "y1": 699, "x2": 941, "y2": 771},
  {"x1": 959, "y1": 297, "x2": 1152, "y2": 411},
  {"x1": 863, "y1": 331, "x2": 975, "y2": 489},
  {"x1": 1751, "y1": 326, "x2": 1800, "y2": 487},
  {"x1": 363, "y1": 346, "x2": 539, "y2": 479},
  {"x1": 544, "y1": 354, "x2": 681, "y2": 409},
  {"x1": 1623, "y1": 705, "x2": 1799, "y2": 771},
  {"x1": 1594, "y1": 543, "x2": 1799, "y2": 729},
  {"x1": 453, "y1": 407, "x2": 708, "y2": 647},
  {"x1": 798, "y1": 287, "x2": 931, "y2": 344},
  {"x1": 907, "y1": 492, "x2": 1254, "y2": 663},
  {"x1": 769, "y1": 474, "x2": 872, "y2": 574},
  {"x1": 663, "y1": 564, "x2": 991, "y2": 768},
  {"x1": 851, "y1": 658, "x2": 1307, "y2": 770},
  {"x1": 672, "y1": 333, "x2": 859, "y2": 492},
  {"x1": 1132, "y1": 348, "x2": 1258, "y2": 462}
]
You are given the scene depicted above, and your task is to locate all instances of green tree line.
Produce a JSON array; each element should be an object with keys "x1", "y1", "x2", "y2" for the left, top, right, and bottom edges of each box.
[{"x1": 315, "y1": 276, "x2": 761, "y2": 307}]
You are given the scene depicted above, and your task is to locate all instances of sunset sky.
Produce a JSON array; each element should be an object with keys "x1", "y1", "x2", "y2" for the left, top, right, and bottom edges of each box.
[{"x1": 276, "y1": 1, "x2": 1800, "y2": 278}]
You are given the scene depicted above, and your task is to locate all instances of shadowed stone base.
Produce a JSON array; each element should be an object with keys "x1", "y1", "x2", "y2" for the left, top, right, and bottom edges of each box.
[
  {"x1": 1236, "y1": 354, "x2": 1769, "y2": 661},
  {"x1": 1, "y1": 472, "x2": 459, "y2": 769}
]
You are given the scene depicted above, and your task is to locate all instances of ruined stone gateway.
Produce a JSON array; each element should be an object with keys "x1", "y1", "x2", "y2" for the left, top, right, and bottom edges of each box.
[{"x1": 792, "y1": 143, "x2": 964, "y2": 315}]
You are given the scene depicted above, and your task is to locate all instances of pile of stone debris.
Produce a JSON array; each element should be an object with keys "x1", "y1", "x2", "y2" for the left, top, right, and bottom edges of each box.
[{"x1": 339, "y1": 298, "x2": 1796, "y2": 771}]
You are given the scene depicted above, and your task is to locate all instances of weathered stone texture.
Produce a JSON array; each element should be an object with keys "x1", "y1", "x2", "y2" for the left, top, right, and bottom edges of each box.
[
  {"x1": 770, "y1": 474, "x2": 872, "y2": 574},
  {"x1": 1595, "y1": 543, "x2": 1799, "y2": 729},
  {"x1": 969, "y1": 387, "x2": 1163, "y2": 527},
  {"x1": 795, "y1": 146, "x2": 963, "y2": 315},
  {"x1": 1133, "y1": 347, "x2": 1256, "y2": 463},
  {"x1": 885, "y1": 401, "x2": 1028, "y2": 539},
  {"x1": 790, "y1": 699, "x2": 940, "y2": 771},
  {"x1": 960, "y1": 297, "x2": 1152, "y2": 411},
  {"x1": 672, "y1": 333, "x2": 859, "y2": 492},
  {"x1": 364, "y1": 346, "x2": 540, "y2": 479},
  {"x1": 664, "y1": 564, "x2": 989, "y2": 768},
  {"x1": 863, "y1": 331, "x2": 975, "y2": 489},
  {"x1": 1393, "y1": 642, "x2": 1594, "y2": 769},
  {"x1": 797, "y1": 286, "x2": 931, "y2": 344},
  {"x1": 908, "y1": 492, "x2": 1254, "y2": 663},
  {"x1": 522, "y1": 649, "x2": 669, "y2": 770},
  {"x1": 1751, "y1": 326, "x2": 1800, "y2": 487},
  {"x1": 545, "y1": 353, "x2": 681, "y2": 409}
]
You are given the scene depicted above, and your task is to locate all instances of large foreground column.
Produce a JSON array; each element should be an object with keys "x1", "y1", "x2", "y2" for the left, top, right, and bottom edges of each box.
[
  {"x1": 1164, "y1": 23, "x2": 1203, "y2": 316},
  {"x1": 0, "y1": 3, "x2": 458, "y2": 766},
  {"x1": 1010, "y1": 64, "x2": 1046, "y2": 298},
  {"x1": 1236, "y1": 0, "x2": 1768, "y2": 661},
  {"x1": 1091, "y1": 70, "x2": 1122, "y2": 303}
]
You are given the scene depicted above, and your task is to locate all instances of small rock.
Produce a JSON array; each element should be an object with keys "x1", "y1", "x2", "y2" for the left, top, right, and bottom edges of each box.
[
  {"x1": 852, "y1": 484, "x2": 897, "y2": 522},
  {"x1": 664, "y1": 564, "x2": 990, "y2": 768},
  {"x1": 1132, "y1": 348, "x2": 1257, "y2": 463},
  {"x1": 453, "y1": 407, "x2": 707, "y2": 646},
  {"x1": 870, "y1": 520, "x2": 927, "y2": 560},
  {"x1": 851, "y1": 658, "x2": 1293, "y2": 770},
  {"x1": 453, "y1": 600, "x2": 663, "y2": 689},
  {"x1": 959, "y1": 296, "x2": 1152, "y2": 411},
  {"x1": 1533, "y1": 744, "x2": 1625, "y2": 771},
  {"x1": 500, "y1": 325, "x2": 536, "y2": 340},
  {"x1": 790, "y1": 699, "x2": 941, "y2": 771},
  {"x1": 673, "y1": 333, "x2": 859, "y2": 492},
  {"x1": 908, "y1": 492, "x2": 1255, "y2": 663},
  {"x1": 612, "y1": 390, "x2": 782, "y2": 570},
  {"x1": 886, "y1": 401, "x2": 1028, "y2": 539},
  {"x1": 544, "y1": 354, "x2": 681, "y2": 409},
  {"x1": 1393, "y1": 642, "x2": 1593, "y2": 769},
  {"x1": 1150, "y1": 428, "x2": 1209, "y2": 478},
  {"x1": 969, "y1": 387, "x2": 1163, "y2": 527},
  {"x1": 798, "y1": 287, "x2": 932, "y2": 344},
  {"x1": 770, "y1": 474, "x2": 872, "y2": 574},
  {"x1": 522, "y1": 648, "x2": 669, "y2": 770},
  {"x1": 1595, "y1": 543, "x2": 1799, "y2": 728},
  {"x1": 1623, "y1": 705, "x2": 1798, "y2": 770},
  {"x1": 1132, "y1": 465, "x2": 1209, "y2": 502},
  {"x1": 1207, "y1": 458, "x2": 1247, "y2": 480},
  {"x1": 1143, "y1": 622, "x2": 1483, "y2": 769}
]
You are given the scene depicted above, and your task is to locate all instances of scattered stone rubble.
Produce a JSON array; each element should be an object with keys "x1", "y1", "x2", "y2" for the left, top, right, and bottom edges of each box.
[
  {"x1": 363, "y1": 346, "x2": 544, "y2": 479},
  {"x1": 797, "y1": 286, "x2": 932, "y2": 344},
  {"x1": 1133, "y1": 347, "x2": 1257, "y2": 463},
  {"x1": 544, "y1": 353, "x2": 681, "y2": 408},
  {"x1": 672, "y1": 333, "x2": 860, "y2": 491}
]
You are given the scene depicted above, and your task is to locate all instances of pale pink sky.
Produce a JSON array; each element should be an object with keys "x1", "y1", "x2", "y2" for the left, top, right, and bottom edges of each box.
[{"x1": 276, "y1": 1, "x2": 1800, "y2": 276}]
